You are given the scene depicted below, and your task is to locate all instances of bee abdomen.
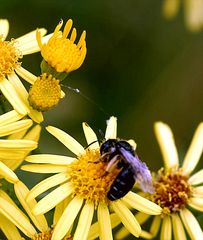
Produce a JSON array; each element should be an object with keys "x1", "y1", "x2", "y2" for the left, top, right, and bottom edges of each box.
[{"x1": 107, "y1": 166, "x2": 135, "y2": 201}]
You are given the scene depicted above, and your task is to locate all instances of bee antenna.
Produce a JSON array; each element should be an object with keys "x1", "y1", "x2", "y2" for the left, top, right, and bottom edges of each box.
[
  {"x1": 84, "y1": 140, "x2": 99, "y2": 149},
  {"x1": 61, "y1": 84, "x2": 110, "y2": 117}
]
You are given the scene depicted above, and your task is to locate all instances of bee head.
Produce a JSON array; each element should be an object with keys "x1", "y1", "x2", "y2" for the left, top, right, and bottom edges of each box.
[{"x1": 100, "y1": 139, "x2": 118, "y2": 155}]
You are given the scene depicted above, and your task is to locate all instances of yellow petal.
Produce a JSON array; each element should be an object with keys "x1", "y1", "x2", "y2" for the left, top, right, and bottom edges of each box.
[
  {"x1": 0, "y1": 119, "x2": 33, "y2": 137},
  {"x1": 180, "y1": 208, "x2": 203, "y2": 240},
  {"x1": 73, "y1": 202, "x2": 94, "y2": 240},
  {"x1": 0, "y1": 213, "x2": 22, "y2": 240},
  {"x1": 14, "y1": 181, "x2": 48, "y2": 232},
  {"x1": 105, "y1": 116, "x2": 117, "y2": 139},
  {"x1": 53, "y1": 196, "x2": 72, "y2": 225},
  {"x1": 111, "y1": 199, "x2": 141, "y2": 237},
  {"x1": 0, "y1": 139, "x2": 37, "y2": 151},
  {"x1": 188, "y1": 197, "x2": 203, "y2": 212},
  {"x1": 0, "y1": 110, "x2": 23, "y2": 126},
  {"x1": 33, "y1": 182, "x2": 73, "y2": 215},
  {"x1": 0, "y1": 77, "x2": 29, "y2": 115},
  {"x1": 88, "y1": 213, "x2": 120, "y2": 240},
  {"x1": 131, "y1": 216, "x2": 161, "y2": 239},
  {"x1": 0, "y1": 19, "x2": 9, "y2": 40},
  {"x1": 184, "y1": 0, "x2": 203, "y2": 32},
  {"x1": 0, "y1": 196, "x2": 36, "y2": 237},
  {"x1": 15, "y1": 66, "x2": 37, "y2": 85},
  {"x1": 97, "y1": 202, "x2": 113, "y2": 240},
  {"x1": 182, "y1": 122, "x2": 203, "y2": 175},
  {"x1": 0, "y1": 162, "x2": 18, "y2": 183},
  {"x1": 15, "y1": 28, "x2": 47, "y2": 55},
  {"x1": 171, "y1": 213, "x2": 187, "y2": 240},
  {"x1": 189, "y1": 169, "x2": 203, "y2": 185},
  {"x1": 46, "y1": 126, "x2": 85, "y2": 155},
  {"x1": 0, "y1": 150, "x2": 24, "y2": 161},
  {"x1": 26, "y1": 154, "x2": 75, "y2": 164},
  {"x1": 115, "y1": 227, "x2": 130, "y2": 240},
  {"x1": 23, "y1": 124, "x2": 41, "y2": 141},
  {"x1": 192, "y1": 186, "x2": 203, "y2": 197},
  {"x1": 122, "y1": 191, "x2": 162, "y2": 215},
  {"x1": 15, "y1": 28, "x2": 47, "y2": 46},
  {"x1": 162, "y1": 0, "x2": 180, "y2": 19},
  {"x1": 7, "y1": 129, "x2": 27, "y2": 140},
  {"x1": 21, "y1": 163, "x2": 68, "y2": 173},
  {"x1": 154, "y1": 122, "x2": 179, "y2": 170},
  {"x1": 52, "y1": 197, "x2": 83, "y2": 240},
  {"x1": 82, "y1": 122, "x2": 99, "y2": 150},
  {"x1": 160, "y1": 215, "x2": 172, "y2": 240},
  {"x1": 127, "y1": 139, "x2": 137, "y2": 149},
  {"x1": 27, "y1": 172, "x2": 69, "y2": 201},
  {"x1": 8, "y1": 72, "x2": 43, "y2": 123},
  {"x1": 149, "y1": 216, "x2": 161, "y2": 237}
]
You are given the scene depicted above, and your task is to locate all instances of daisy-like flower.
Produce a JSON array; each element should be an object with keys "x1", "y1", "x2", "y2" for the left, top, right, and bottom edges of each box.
[
  {"x1": 116, "y1": 122, "x2": 203, "y2": 240},
  {"x1": 0, "y1": 18, "x2": 50, "y2": 123},
  {"x1": 12, "y1": 66, "x2": 65, "y2": 113},
  {"x1": 162, "y1": 0, "x2": 203, "y2": 32},
  {"x1": 0, "y1": 162, "x2": 50, "y2": 240},
  {"x1": 0, "y1": 109, "x2": 41, "y2": 171},
  {"x1": 0, "y1": 163, "x2": 37, "y2": 240},
  {"x1": 1, "y1": 175, "x2": 72, "y2": 240},
  {"x1": 37, "y1": 19, "x2": 87, "y2": 80},
  {"x1": 22, "y1": 116, "x2": 162, "y2": 240}
]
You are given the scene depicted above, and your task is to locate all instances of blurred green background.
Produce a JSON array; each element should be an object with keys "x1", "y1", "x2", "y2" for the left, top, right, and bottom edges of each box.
[{"x1": 1, "y1": 0, "x2": 203, "y2": 239}]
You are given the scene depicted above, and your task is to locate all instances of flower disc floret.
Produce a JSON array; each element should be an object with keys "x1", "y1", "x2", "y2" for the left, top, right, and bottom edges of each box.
[
  {"x1": 151, "y1": 169, "x2": 191, "y2": 214},
  {"x1": 68, "y1": 149, "x2": 120, "y2": 206},
  {"x1": 32, "y1": 229, "x2": 71, "y2": 240},
  {"x1": 37, "y1": 19, "x2": 87, "y2": 74},
  {"x1": 28, "y1": 73, "x2": 61, "y2": 111},
  {"x1": 0, "y1": 35, "x2": 22, "y2": 79}
]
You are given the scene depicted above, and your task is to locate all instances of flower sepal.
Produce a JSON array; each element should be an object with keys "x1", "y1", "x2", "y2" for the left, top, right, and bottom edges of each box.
[{"x1": 40, "y1": 59, "x2": 68, "y2": 81}]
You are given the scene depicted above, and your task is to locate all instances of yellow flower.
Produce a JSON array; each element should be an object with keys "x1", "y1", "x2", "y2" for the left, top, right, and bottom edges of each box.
[
  {"x1": 13, "y1": 66, "x2": 65, "y2": 112},
  {"x1": 0, "y1": 109, "x2": 40, "y2": 171},
  {"x1": 162, "y1": 0, "x2": 203, "y2": 32},
  {"x1": 22, "y1": 116, "x2": 162, "y2": 240},
  {"x1": 116, "y1": 122, "x2": 203, "y2": 240},
  {"x1": 1, "y1": 177, "x2": 72, "y2": 240},
  {"x1": 0, "y1": 161, "x2": 46, "y2": 240},
  {"x1": 37, "y1": 19, "x2": 87, "y2": 77},
  {"x1": 0, "y1": 19, "x2": 50, "y2": 123}
]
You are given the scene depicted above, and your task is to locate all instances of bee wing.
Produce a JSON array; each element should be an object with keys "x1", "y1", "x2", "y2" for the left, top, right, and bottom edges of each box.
[{"x1": 120, "y1": 148, "x2": 154, "y2": 194}]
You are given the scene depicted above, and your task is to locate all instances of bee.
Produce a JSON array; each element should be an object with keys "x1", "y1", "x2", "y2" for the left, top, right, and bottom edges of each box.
[{"x1": 100, "y1": 139, "x2": 154, "y2": 200}]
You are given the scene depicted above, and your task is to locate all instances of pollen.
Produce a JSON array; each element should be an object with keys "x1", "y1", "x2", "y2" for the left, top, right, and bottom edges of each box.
[
  {"x1": 68, "y1": 149, "x2": 120, "y2": 206},
  {"x1": 0, "y1": 35, "x2": 22, "y2": 79},
  {"x1": 32, "y1": 229, "x2": 71, "y2": 240},
  {"x1": 28, "y1": 73, "x2": 61, "y2": 111},
  {"x1": 37, "y1": 19, "x2": 87, "y2": 73},
  {"x1": 151, "y1": 169, "x2": 191, "y2": 215}
]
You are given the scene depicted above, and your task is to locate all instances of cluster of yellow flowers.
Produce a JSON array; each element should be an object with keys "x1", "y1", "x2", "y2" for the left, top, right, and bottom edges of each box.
[{"x1": 0, "y1": 18, "x2": 202, "y2": 240}]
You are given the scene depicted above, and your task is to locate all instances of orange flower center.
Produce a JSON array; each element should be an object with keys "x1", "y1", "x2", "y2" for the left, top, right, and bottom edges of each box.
[
  {"x1": 68, "y1": 149, "x2": 120, "y2": 206},
  {"x1": 151, "y1": 169, "x2": 191, "y2": 214},
  {"x1": 0, "y1": 35, "x2": 22, "y2": 79}
]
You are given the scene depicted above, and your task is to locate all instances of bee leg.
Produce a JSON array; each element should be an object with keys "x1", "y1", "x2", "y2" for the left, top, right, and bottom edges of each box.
[
  {"x1": 105, "y1": 155, "x2": 120, "y2": 173},
  {"x1": 88, "y1": 153, "x2": 110, "y2": 164}
]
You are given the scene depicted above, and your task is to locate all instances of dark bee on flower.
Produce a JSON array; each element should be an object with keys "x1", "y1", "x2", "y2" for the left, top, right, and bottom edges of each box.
[{"x1": 100, "y1": 139, "x2": 154, "y2": 201}]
